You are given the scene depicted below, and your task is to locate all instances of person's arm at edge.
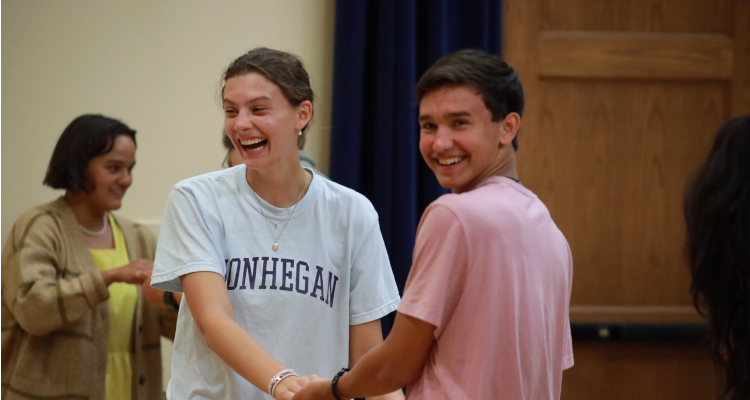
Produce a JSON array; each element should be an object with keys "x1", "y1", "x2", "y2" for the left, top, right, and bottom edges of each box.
[
  {"x1": 294, "y1": 311, "x2": 435, "y2": 400},
  {"x1": 349, "y1": 320, "x2": 405, "y2": 400},
  {"x1": 141, "y1": 272, "x2": 183, "y2": 312},
  {"x1": 181, "y1": 270, "x2": 317, "y2": 399},
  {"x1": 3, "y1": 213, "x2": 111, "y2": 336}
]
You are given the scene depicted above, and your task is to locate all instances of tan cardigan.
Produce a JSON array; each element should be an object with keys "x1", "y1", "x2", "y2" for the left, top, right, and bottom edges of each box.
[{"x1": 1, "y1": 198, "x2": 176, "y2": 400}]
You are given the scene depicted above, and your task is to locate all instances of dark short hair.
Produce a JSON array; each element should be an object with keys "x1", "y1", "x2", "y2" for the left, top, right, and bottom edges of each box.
[
  {"x1": 43, "y1": 114, "x2": 137, "y2": 194},
  {"x1": 684, "y1": 115, "x2": 750, "y2": 400},
  {"x1": 221, "y1": 47, "x2": 314, "y2": 149},
  {"x1": 415, "y1": 49, "x2": 525, "y2": 151}
]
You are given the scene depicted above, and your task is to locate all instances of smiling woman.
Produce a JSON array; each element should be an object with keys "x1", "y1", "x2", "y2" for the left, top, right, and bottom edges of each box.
[
  {"x1": 1, "y1": 114, "x2": 177, "y2": 400},
  {"x1": 150, "y1": 48, "x2": 403, "y2": 400}
]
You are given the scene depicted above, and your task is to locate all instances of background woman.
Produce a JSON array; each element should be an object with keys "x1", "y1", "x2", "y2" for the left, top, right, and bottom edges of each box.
[
  {"x1": 151, "y1": 47, "x2": 403, "y2": 400},
  {"x1": 684, "y1": 115, "x2": 750, "y2": 400},
  {"x1": 1, "y1": 114, "x2": 176, "y2": 400}
]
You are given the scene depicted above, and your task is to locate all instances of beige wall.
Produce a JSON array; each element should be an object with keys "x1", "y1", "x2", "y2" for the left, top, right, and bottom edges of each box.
[{"x1": 1, "y1": 0, "x2": 335, "y2": 243}]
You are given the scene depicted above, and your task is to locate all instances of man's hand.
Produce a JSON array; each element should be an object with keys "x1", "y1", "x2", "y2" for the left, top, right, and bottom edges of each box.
[
  {"x1": 273, "y1": 374, "x2": 320, "y2": 400},
  {"x1": 291, "y1": 378, "x2": 333, "y2": 400}
]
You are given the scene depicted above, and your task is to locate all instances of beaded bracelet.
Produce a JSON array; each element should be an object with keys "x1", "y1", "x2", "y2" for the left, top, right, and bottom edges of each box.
[
  {"x1": 331, "y1": 367, "x2": 350, "y2": 400},
  {"x1": 269, "y1": 368, "x2": 298, "y2": 399}
]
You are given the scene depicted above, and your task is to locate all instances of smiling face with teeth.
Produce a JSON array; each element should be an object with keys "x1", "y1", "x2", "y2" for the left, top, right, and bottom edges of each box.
[
  {"x1": 418, "y1": 84, "x2": 520, "y2": 194},
  {"x1": 222, "y1": 72, "x2": 311, "y2": 172}
]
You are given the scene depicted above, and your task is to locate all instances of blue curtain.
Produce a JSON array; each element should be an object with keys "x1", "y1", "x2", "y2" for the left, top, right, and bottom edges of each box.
[{"x1": 330, "y1": 0, "x2": 502, "y2": 336}]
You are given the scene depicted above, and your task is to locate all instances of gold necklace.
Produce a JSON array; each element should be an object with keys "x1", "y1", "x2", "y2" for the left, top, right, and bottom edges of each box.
[{"x1": 252, "y1": 170, "x2": 308, "y2": 251}]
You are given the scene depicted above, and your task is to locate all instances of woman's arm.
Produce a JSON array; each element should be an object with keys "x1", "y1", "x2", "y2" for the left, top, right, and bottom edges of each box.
[
  {"x1": 180, "y1": 271, "x2": 317, "y2": 400},
  {"x1": 101, "y1": 259, "x2": 152, "y2": 286},
  {"x1": 2, "y1": 214, "x2": 113, "y2": 336},
  {"x1": 140, "y1": 272, "x2": 183, "y2": 313},
  {"x1": 293, "y1": 312, "x2": 435, "y2": 400}
]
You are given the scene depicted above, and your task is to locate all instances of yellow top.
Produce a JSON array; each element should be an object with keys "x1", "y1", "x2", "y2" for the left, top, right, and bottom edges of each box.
[{"x1": 90, "y1": 214, "x2": 136, "y2": 400}]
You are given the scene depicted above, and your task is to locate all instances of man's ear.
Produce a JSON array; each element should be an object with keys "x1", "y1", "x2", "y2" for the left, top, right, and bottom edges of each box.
[{"x1": 499, "y1": 112, "x2": 521, "y2": 147}]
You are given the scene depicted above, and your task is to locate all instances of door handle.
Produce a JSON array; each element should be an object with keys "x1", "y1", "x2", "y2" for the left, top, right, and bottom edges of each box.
[{"x1": 570, "y1": 322, "x2": 709, "y2": 343}]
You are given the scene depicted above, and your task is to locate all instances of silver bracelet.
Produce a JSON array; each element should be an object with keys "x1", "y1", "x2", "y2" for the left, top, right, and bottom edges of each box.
[{"x1": 269, "y1": 368, "x2": 298, "y2": 398}]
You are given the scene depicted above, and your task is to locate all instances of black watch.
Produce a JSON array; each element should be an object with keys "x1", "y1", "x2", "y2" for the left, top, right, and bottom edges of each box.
[{"x1": 163, "y1": 291, "x2": 180, "y2": 312}]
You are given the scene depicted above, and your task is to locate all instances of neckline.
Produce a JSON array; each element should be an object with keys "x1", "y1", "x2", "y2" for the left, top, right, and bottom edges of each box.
[
  {"x1": 475, "y1": 175, "x2": 536, "y2": 198},
  {"x1": 236, "y1": 165, "x2": 320, "y2": 220}
]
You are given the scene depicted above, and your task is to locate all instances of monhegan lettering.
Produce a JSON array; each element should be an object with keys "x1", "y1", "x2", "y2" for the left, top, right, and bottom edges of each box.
[
  {"x1": 310, "y1": 266, "x2": 326, "y2": 302},
  {"x1": 226, "y1": 258, "x2": 241, "y2": 290},
  {"x1": 280, "y1": 258, "x2": 294, "y2": 291},
  {"x1": 223, "y1": 255, "x2": 339, "y2": 310},
  {"x1": 239, "y1": 257, "x2": 258, "y2": 290},
  {"x1": 296, "y1": 261, "x2": 309, "y2": 294}
]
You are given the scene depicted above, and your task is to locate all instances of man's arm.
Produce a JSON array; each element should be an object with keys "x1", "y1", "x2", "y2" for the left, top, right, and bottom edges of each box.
[
  {"x1": 349, "y1": 320, "x2": 405, "y2": 400},
  {"x1": 293, "y1": 312, "x2": 435, "y2": 400}
]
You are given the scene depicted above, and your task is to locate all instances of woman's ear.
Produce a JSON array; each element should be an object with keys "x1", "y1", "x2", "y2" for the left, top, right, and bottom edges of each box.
[
  {"x1": 499, "y1": 112, "x2": 521, "y2": 147},
  {"x1": 296, "y1": 100, "x2": 313, "y2": 131}
]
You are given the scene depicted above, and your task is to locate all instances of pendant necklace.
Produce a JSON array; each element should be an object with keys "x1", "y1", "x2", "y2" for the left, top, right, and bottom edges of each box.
[{"x1": 252, "y1": 171, "x2": 308, "y2": 251}]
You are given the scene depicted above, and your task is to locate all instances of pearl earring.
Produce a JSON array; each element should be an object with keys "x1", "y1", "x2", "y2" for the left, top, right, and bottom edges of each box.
[{"x1": 298, "y1": 130, "x2": 303, "y2": 136}]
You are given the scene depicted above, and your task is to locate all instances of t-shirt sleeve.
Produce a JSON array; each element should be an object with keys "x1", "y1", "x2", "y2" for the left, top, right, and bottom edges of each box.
[
  {"x1": 398, "y1": 204, "x2": 467, "y2": 336},
  {"x1": 562, "y1": 242, "x2": 575, "y2": 369},
  {"x1": 348, "y1": 221, "x2": 400, "y2": 326},
  {"x1": 151, "y1": 186, "x2": 226, "y2": 292},
  {"x1": 562, "y1": 317, "x2": 574, "y2": 369}
]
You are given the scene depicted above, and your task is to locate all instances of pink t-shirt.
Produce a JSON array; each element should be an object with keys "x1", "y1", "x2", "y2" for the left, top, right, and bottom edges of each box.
[{"x1": 398, "y1": 176, "x2": 574, "y2": 400}]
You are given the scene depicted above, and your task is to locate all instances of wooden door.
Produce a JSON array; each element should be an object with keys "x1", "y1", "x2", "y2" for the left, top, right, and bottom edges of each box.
[{"x1": 502, "y1": 0, "x2": 750, "y2": 398}]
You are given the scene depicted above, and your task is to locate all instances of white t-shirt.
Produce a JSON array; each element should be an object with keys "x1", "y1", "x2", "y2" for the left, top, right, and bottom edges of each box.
[{"x1": 151, "y1": 166, "x2": 400, "y2": 400}]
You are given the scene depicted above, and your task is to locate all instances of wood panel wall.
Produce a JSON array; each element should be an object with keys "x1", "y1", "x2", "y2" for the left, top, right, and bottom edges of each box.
[{"x1": 502, "y1": 0, "x2": 749, "y2": 398}]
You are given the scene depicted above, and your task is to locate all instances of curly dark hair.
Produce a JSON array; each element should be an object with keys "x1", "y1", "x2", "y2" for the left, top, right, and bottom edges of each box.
[
  {"x1": 43, "y1": 114, "x2": 137, "y2": 194},
  {"x1": 221, "y1": 47, "x2": 314, "y2": 149},
  {"x1": 684, "y1": 115, "x2": 750, "y2": 400}
]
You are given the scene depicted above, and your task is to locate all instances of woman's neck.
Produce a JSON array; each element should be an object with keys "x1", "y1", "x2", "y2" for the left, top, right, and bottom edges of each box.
[
  {"x1": 246, "y1": 161, "x2": 310, "y2": 208},
  {"x1": 64, "y1": 192, "x2": 107, "y2": 231}
]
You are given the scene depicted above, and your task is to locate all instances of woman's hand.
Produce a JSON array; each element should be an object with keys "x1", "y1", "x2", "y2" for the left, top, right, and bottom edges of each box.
[
  {"x1": 274, "y1": 375, "x2": 322, "y2": 400},
  {"x1": 290, "y1": 378, "x2": 333, "y2": 400},
  {"x1": 101, "y1": 259, "x2": 152, "y2": 286},
  {"x1": 138, "y1": 272, "x2": 164, "y2": 310}
]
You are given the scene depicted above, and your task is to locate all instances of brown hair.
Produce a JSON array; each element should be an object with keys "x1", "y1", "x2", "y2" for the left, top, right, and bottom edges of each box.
[
  {"x1": 684, "y1": 115, "x2": 750, "y2": 400},
  {"x1": 221, "y1": 47, "x2": 314, "y2": 149},
  {"x1": 415, "y1": 49, "x2": 524, "y2": 151}
]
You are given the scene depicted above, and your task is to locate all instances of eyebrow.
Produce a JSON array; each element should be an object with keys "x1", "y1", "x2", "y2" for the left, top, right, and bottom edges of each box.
[
  {"x1": 418, "y1": 111, "x2": 471, "y2": 122},
  {"x1": 222, "y1": 96, "x2": 271, "y2": 105},
  {"x1": 106, "y1": 159, "x2": 136, "y2": 166}
]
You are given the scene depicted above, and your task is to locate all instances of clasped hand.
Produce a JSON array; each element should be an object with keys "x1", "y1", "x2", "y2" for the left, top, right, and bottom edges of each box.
[
  {"x1": 272, "y1": 374, "x2": 321, "y2": 400},
  {"x1": 100, "y1": 259, "x2": 172, "y2": 313},
  {"x1": 290, "y1": 378, "x2": 335, "y2": 400},
  {"x1": 101, "y1": 259, "x2": 152, "y2": 286}
]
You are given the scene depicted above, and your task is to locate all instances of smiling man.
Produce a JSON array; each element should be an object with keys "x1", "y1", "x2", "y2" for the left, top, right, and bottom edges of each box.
[{"x1": 293, "y1": 49, "x2": 574, "y2": 400}]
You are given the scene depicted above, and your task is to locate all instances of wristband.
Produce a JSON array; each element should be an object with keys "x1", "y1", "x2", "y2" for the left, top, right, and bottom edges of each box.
[
  {"x1": 269, "y1": 368, "x2": 298, "y2": 398},
  {"x1": 331, "y1": 367, "x2": 350, "y2": 400},
  {"x1": 163, "y1": 291, "x2": 180, "y2": 312}
]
